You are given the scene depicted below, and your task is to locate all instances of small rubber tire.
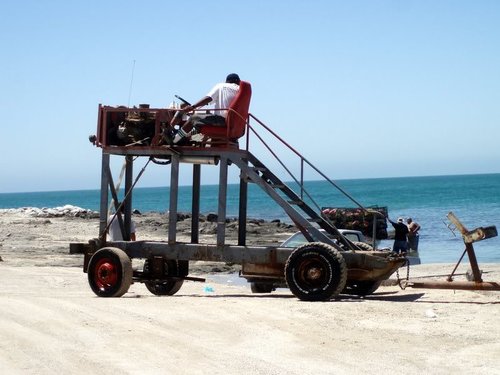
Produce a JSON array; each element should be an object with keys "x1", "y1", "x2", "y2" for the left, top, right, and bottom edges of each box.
[
  {"x1": 88, "y1": 247, "x2": 133, "y2": 297},
  {"x1": 144, "y1": 259, "x2": 184, "y2": 296},
  {"x1": 344, "y1": 280, "x2": 382, "y2": 296},
  {"x1": 145, "y1": 280, "x2": 183, "y2": 296},
  {"x1": 250, "y1": 282, "x2": 274, "y2": 293},
  {"x1": 285, "y1": 242, "x2": 347, "y2": 301}
]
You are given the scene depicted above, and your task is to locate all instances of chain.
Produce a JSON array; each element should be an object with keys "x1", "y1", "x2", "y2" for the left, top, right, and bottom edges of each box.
[{"x1": 395, "y1": 259, "x2": 410, "y2": 290}]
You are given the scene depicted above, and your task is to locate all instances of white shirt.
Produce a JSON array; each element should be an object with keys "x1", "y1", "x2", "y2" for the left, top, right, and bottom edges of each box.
[
  {"x1": 108, "y1": 215, "x2": 136, "y2": 241},
  {"x1": 206, "y1": 82, "x2": 240, "y2": 117}
]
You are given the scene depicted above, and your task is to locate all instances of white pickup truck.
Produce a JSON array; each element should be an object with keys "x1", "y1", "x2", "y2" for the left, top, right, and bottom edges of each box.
[{"x1": 281, "y1": 229, "x2": 366, "y2": 248}]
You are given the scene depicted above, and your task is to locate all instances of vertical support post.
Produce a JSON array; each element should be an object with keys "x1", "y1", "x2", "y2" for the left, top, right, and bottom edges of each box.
[
  {"x1": 238, "y1": 160, "x2": 248, "y2": 246},
  {"x1": 191, "y1": 164, "x2": 201, "y2": 244},
  {"x1": 168, "y1": 155, "x2": 180, "y2": 245},
  {"x1": 217, "y1": 156, "x2": 228, "y2": 246},
  {"x1": 99, "y1": 151, "x2": 110, "y2": 238},
  {"x1": 372, "y1": 213, "x2": 377, "y2": 250},
  {"x1": 124, "y1": 155, "x2": 133, "y2": 241},
  {"x1": 465, "y1": 243, "x2": 483, "y2": 282},
  {"x1": 105, "y1": 163, "x2": 125, "y2": 239}
]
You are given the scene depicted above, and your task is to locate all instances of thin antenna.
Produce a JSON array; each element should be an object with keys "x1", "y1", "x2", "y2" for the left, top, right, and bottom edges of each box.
[{"x1": 127, "y1": 59, "x2": 136, "y2": 107}]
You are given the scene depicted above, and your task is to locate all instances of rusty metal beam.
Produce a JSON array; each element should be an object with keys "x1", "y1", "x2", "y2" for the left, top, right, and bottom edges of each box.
[{"x1": 406, "y1": 280, "x2": 500, "y2": 291}]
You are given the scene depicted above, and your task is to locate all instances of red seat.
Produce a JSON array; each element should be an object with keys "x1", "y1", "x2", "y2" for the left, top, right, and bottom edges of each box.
[{"x1": 197, "y1": 81, "x2": 252, "y2": 142}]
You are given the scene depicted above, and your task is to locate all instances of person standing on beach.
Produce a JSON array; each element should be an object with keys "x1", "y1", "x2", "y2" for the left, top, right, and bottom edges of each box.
[
  {"x1": 167, "y1": 73, "x2": 241, "y2": 145},
  {"x1": 107, "y1": 205, "x2": 136, "y2": 241},
  {"x1": 406, "y1": 217, "x2": 421, "y2": 251},
  {"x1": 388, "y1": 217, "x2": 409, "y2": 254}
]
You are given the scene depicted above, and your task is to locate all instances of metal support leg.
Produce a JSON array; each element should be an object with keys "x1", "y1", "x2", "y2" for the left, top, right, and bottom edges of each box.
[
  {"x1": 105, "y1": 163, "x2": 125, "y2": 239},
  {"x1": 372, "y1": 214, "x2": 377, "y2": 250},
  {"x1": 465, "y1": 243, "x2": 483, "y2": 282},
  {"x1": 238, "y1": 163, "x2": 248, "y2": 246},
  {"x1": 217, "y1": 156, "x2": 228, "y2": 246},
  {"x1": 191, "y1": 164, "x2": 201, "y2": 244},
  {"x1": 99, "y1": 152, "x2": 110, "y2": 237},
  {"x1": 124, "y1": 155, "x2": 133, "y2": 241},
  {"x1": 447, "y1": 248, "x2": 467, "y2": 281},
  {"x1": 168, "y1": 155, "x2": 180, "y2": 245}
]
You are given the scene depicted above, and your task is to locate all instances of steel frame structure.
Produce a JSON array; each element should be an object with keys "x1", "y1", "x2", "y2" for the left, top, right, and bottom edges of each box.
[{"x1": 73, "y1": 104, "x2": 408, "y2": 300}]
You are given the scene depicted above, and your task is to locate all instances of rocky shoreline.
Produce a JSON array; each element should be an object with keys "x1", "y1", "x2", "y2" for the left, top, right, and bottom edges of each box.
[{"x1": 0, "y1": 206, "x2": 297, "y2": 269}]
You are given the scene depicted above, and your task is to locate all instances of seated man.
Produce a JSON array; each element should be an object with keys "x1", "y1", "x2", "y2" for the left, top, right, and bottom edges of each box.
[{"x1": 167, "y1": 73, "x2": 241, "y2": 145}]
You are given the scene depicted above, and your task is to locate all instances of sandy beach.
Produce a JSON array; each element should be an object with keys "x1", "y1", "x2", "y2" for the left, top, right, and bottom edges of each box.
[{"x1": 1, "y1": 209, "x2": 499, "y2": 374}]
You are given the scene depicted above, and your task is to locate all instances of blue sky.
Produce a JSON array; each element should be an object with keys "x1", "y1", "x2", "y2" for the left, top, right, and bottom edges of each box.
[{"x1": 1, "y1": 0, "x2": 499, "y2": 193}]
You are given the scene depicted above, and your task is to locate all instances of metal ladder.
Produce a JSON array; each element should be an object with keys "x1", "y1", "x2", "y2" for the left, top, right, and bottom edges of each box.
[{"x1": 230, "y1": 150, "x2": 355, "y2": 249}]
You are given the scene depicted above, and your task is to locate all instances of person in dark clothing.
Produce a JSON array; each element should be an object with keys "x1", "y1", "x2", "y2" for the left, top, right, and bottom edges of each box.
[{"x1": 388, "y1": 217, "x2": 409, "y2": 254}]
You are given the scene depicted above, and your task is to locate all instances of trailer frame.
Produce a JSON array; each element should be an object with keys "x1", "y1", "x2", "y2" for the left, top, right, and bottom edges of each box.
[{"x1": 72, "y1": 104, "x2": 408, "y2": 301}]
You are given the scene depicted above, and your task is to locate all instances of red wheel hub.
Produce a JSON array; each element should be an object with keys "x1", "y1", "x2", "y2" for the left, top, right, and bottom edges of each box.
[{"x1": 94, "y1": 258, "x2": 118, "y2": 290}]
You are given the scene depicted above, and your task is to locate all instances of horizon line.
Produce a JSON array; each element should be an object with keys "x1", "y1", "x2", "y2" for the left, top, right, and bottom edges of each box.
[{"x1": 1, "y1": 171, "x2": 498, "y2": 195}]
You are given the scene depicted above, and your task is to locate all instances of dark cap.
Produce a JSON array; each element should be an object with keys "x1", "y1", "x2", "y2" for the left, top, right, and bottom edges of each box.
[{"x1": 226, "y1": 73, "x2": 240, "y2": 84}]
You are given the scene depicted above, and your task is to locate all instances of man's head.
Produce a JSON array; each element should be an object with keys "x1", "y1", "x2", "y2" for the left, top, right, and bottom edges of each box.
[
  {"x1": 406, "y1": 218, "x2": 413, "y2": 224},
  {"x1": 226, "y1": 73, "x2": 240, "y2": 85},
  {"x1": 397, "y1": 217, "x2": 404, "y2": 223}
]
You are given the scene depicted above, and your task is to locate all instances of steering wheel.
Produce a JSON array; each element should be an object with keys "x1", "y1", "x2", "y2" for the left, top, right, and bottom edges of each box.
[{"x1": 170, "y1": 95, "x2": 192, "y2": 126}]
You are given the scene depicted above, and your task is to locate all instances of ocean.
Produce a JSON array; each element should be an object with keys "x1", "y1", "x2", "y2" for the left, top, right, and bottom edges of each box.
[{"x1": 1, "y1": 173, "x2": 499, "y2": 264}]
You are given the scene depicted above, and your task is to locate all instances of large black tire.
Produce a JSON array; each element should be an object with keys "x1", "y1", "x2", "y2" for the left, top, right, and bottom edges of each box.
[
  {"x1": 250, "y1": 282, "x2": 275, "y2": 293},
  {"x1": 285, "y1": 242, "x2": 347, "y2": 301},
  {"x1": 343, "y1": 280, "x2": 382, "y2": 296},
  {"x1": 143, "y1": 259, "x2": 185, "y2": 296},
  {"x1": 352, "y1": 241, "x2": 373, "y2": 251},
  {"x1": 88, "y1": 247, "x2": 133, "y2": 297}
]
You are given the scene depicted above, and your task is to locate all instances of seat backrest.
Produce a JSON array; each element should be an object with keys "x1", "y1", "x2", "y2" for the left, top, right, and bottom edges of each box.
[{"x1": 226, "y1": 81, "x2": 252, "y2": 138}]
